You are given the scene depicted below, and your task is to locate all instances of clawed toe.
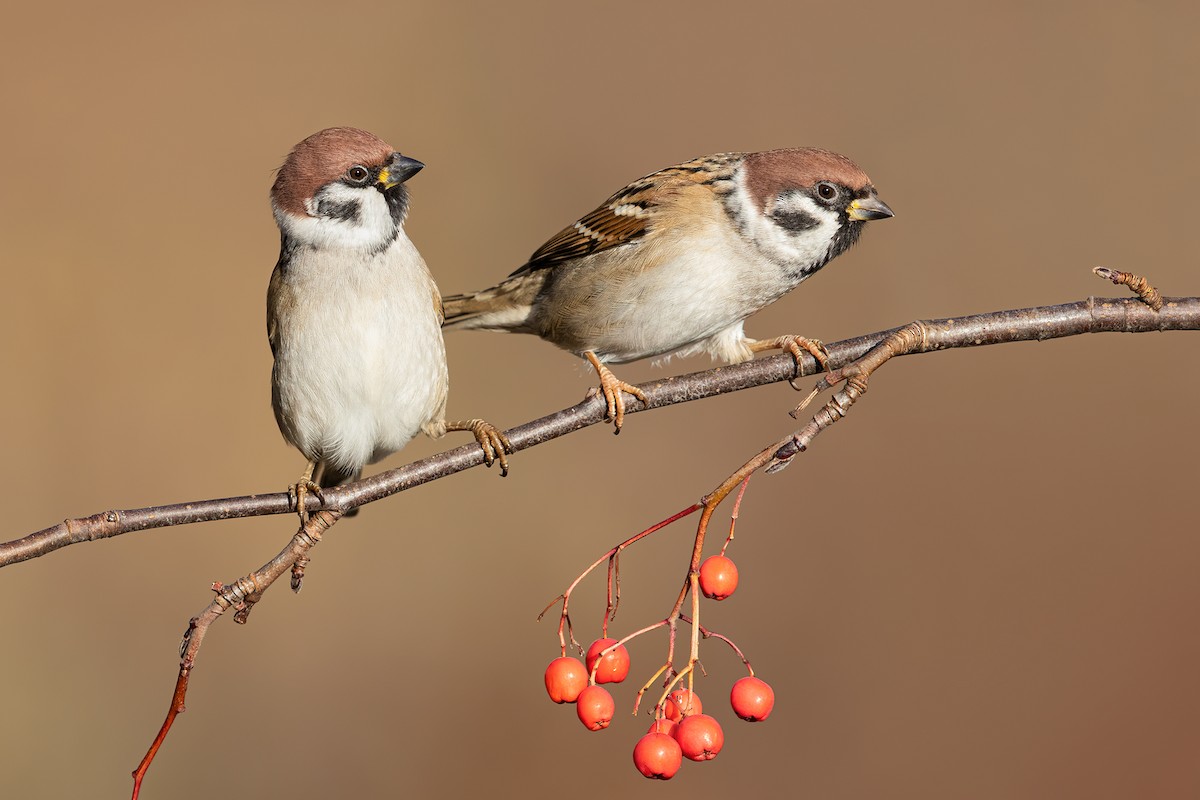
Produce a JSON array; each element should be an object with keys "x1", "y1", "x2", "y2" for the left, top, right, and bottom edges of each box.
[
  {"x1": 749, "y1": 334, "x2": 830, "y2": 390},
  {"x1": 446, "y1": 419, "x2": 514, "y2": 476},
  {"x1": 585, "y1": 351, "x2": 646, "y2": 433},
  {"x1": 288, "y1": 478, "x2": 324, "y2": 525}
]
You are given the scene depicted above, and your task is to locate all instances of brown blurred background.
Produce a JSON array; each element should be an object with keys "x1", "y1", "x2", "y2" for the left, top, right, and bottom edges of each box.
[{"x1": 2, "y1": 1, "x2": 1199, "y2": 797}]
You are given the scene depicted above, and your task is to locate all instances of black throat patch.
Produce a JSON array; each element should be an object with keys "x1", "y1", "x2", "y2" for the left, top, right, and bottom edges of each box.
[{"x1": 381, "y1": 184, "x2": 411, "y2": 226}]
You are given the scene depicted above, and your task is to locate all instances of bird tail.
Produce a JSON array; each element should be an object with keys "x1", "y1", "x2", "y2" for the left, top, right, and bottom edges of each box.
[{"x1": 441, "y1": 273, "x2": 544, "y2": 332}]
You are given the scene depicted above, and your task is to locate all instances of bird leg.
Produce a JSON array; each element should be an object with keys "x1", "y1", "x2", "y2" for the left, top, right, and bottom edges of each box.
[
  {"x1": 441, "y1": 419, "x2": 514, "y2": 476},
  {"x1": 288, "y1": 460, "x2": 325, "y2": 525},
  {"x1": 748, "y1": 335, "x2": 831, "y2": 390},
  {"x1": 584, "y1": 350, "x2": 648, "y2": 434}
]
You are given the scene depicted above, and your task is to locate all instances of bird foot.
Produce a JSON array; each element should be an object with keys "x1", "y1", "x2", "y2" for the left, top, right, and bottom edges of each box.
[
  {"x1": 749, "y1": 334, "x2": 830, "y2": 390},
  {"x1": 584, "y1": 351, "x2": 647, "y2": 434},
  {"x1": 445, "y1": 419, "x2": 513, "y2": 476},
  {"x1": 288, "y1": 478, "x2": 324, "y2": 525}
]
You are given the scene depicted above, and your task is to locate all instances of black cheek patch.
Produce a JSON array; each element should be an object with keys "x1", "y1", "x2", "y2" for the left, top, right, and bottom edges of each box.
[
  {"x1": 774, "y1": 208, "x2": 820, "y2": 233},
  {"x1": 315, "y1": 197, "x2": 362, "y2": 224}
]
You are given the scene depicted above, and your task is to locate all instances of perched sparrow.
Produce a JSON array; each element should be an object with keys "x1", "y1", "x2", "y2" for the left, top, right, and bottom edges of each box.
[
  {"x1": 441, "y1": 148, "x2": 893, "y2": 430},
  {"x1": 268, "y1": 127, "x2": 511, "y2": 521}
]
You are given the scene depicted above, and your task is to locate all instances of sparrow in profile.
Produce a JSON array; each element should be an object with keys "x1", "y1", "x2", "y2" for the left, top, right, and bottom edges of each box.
[
  {"x1": 441, "y1": 148, "x2": 893, "y2": 429},
  {"x1": 268, "y1": 127, "x2": 511, "y2": 521}
]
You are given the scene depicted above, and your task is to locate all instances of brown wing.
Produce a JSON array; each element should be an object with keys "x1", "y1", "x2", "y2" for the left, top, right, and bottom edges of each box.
[
  {"x1": 510, "y1": 154, "x2": 740, "y2": 277},
  {"x1": 431, "y1": 283, "x2": 445, "y2": 325},
  {"x1": 266, "y1": 262, "x2": 286, "y2": 358}
]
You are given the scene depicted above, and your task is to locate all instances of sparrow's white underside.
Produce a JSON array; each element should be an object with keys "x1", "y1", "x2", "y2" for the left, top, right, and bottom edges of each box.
[
  {"x1": 272, "y1": 185, "x2": 448, "y2": 476},
  {"x1": 632, "y1": 174, "x2": 845, "y2": 365}
]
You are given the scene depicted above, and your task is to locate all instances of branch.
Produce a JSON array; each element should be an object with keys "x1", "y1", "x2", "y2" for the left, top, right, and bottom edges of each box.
[{"x1": 4, "y1": 293, "x2": 1199, "y2": 568}]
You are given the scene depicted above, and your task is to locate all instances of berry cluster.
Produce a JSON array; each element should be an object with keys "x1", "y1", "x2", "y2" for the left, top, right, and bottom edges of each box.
[
  {"x1": 539, "y1": 476, "x2": 772, "y2": 779},
  {"x1": 544, "y1": 638, "x2": 775, "y2": 780}
]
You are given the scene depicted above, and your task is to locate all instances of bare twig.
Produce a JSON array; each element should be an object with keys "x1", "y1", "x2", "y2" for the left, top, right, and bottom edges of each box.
[
  {"x1": 129, "y1": 508, "x2": 341, "y2": 799},
  {"x1": 5, "y1": 293, "x2": 1198, "y2": 569},
  {"x1": 1094, "y1": 267, "x2": 1164, "y2": 310}
]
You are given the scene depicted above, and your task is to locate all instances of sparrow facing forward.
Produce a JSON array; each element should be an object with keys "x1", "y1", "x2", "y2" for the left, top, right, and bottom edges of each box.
[
  {"x1": 268, "y1": 127, "x2": 510, "y2": 520},
  {"x1": 442, "y1": 148, "x2": 893, "y2": 429}
]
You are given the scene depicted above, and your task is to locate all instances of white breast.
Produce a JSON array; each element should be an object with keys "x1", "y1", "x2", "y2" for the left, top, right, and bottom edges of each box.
[
  {"x1": 271, "y1": 232, "x2": 448, "y2": 474},
  {"x1": 577, "y1": 224, "x2": 804, "y2": 365}
]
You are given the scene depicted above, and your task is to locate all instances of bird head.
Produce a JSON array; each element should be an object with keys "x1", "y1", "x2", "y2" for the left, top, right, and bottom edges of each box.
[
  {"x1": 271, "y1": 127, "x2": 424, "y2": 252},
  {"x1": 737, "y1": 148, "x2": 893, "y2": 276}
]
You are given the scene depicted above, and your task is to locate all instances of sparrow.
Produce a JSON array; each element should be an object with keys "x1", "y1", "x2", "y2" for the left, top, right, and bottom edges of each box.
[
  {"x1": 267, "y1": 127, "x2": 511, "y2": 521},
  {"x1": 441, "y1": 148, "x2": 893, "y2": 430}
]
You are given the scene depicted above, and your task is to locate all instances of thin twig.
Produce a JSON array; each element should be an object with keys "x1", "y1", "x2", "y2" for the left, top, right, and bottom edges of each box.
[
  {"x1": 129, "y1": 509, "x2": 341, "y2": 799},
  {"x1": 720, "y1": 476, "x2": 751, "y2": 556},
  {"x1": 680, "y1": 614, "x2": 755, "y2": 675},
  {"x1": 1094, "y1": 267, "x2": 1163, "y2": 310},
  {"x1": 539, "y1": 504, "x2": 702, "y2": 652}
]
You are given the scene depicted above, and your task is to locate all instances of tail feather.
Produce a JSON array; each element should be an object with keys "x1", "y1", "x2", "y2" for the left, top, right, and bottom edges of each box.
[
  {"x1": 441, "y1": 274, "x2": 543, "y2": 332},
  {"x1": 441, "y1": 289, "x2": 507, "y2": 327}
]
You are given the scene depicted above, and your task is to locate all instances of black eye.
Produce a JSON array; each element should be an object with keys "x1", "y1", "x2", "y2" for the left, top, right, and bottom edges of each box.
[
  {"x1": 815, "y1": 182, "x2": 838, "y2": 202},
  {"x1": 346, "y1": 165, "x2": 370, "y2": 182}
]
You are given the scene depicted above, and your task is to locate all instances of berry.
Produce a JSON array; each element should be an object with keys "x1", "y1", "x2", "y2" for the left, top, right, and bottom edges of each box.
[
  {"x1": 663, "y1": 688, "x2": 702, "y2": 722},
  {"x1": 674, "y1": 713, "x2": 724, "y2": 761},
  {"x1": 730, "y1": 676, "x2": 775, "y2": 721},
  {"x1": 699, "y1": 555, "x2": 739, "y2": 600},
  {"x1": 647, "y1": 717, "x2": 677, "y2": 736},
  {"x1": 576, "y1": 685, "x2": 615, "y2": 731},
  {"x1": 633, "y1": 732, "x2": 683, "y2": 780},
  {"x1": 585, "y1": 637, "x2": 631, "y2": 684},
  {"x1": 544, "y1": 656, "x2": 587, "y2": 704}
]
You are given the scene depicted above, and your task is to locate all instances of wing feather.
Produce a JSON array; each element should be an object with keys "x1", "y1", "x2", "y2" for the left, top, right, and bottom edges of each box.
[{"x1": 510, "y1": 154, "x2": 739, "y2": 277}]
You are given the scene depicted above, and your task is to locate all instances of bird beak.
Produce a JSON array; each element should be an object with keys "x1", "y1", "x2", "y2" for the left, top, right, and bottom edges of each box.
[
  {"x1": 847, "y1": 194, "x2": 894, "y2": 221},
  {"x1": 377, "y1": 154, "x2": 425, "y2": 189}
]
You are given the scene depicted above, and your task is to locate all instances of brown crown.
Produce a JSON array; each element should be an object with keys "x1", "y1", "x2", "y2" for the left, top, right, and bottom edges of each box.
[
  {"x1": 742, "y1": 148, "x2": 873, "y2": 212},
  {"x1": 271, "y1": 127, "x2": 396, "y2": 217}
]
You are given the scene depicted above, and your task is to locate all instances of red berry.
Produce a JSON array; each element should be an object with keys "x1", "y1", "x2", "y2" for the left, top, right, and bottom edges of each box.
[
  {"x1": 576, "y1": 685, "x2": 615, "y2": 731},
  {"x1": 699, "y1": 555, "x2": 739, "y2": 600},
  {"x1": 585, "y1": 637, "x2": 631, "y2": 684},
  {"x1": 730, "y1": 676, "x2": 775, "y2": 721},
  {"x1": 663, "y1": 688, "x2": 702, "y2": 722},
  {"x1": 674, "y1": 713, "x2": 724, "y2": 761},
  {"x1": 633, "y1": 732, "x2": 683, "y2": 780},
  {"x1": 544, "y1": 656, "x2": 588, "y2": 704},
  {"x1": 647, "y1": 717, "x2": 677, "y2": 736}
]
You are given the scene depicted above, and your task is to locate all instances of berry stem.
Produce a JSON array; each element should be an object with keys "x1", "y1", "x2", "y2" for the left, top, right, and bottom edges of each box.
[
  {"x1": 665, "y1": 440, "x2": 782, "y2": 623},
  {"x1": 688, "y1": 572, "x2": 701, "y2": 668},
  {"x1": 654, "y1": 662, "x2": 700, "y2": 718},
  {"x1": 603, "y1": 551, "x2": 620, "y2": 636},
  {"x1": 539, "y1": 503, "x2": 702, "y2": 651},
  {"x1": 634, "y1": 662, "x2": 672, "y2": 716},
  {"x1": 681, "y1": 613, "x2": 754, "y2": 675},
  {"x1": 720, "y1": 476, "x2": 752, "y2": 556}
]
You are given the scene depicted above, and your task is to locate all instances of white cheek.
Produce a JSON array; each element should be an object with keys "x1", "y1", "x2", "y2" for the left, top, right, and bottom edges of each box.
[
  {"x1": 275, "y1": 185, "x2": 398, "y2": 251},
  {"x1": 732, "y1": 177, "x2": 840, "y2": 267}
]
